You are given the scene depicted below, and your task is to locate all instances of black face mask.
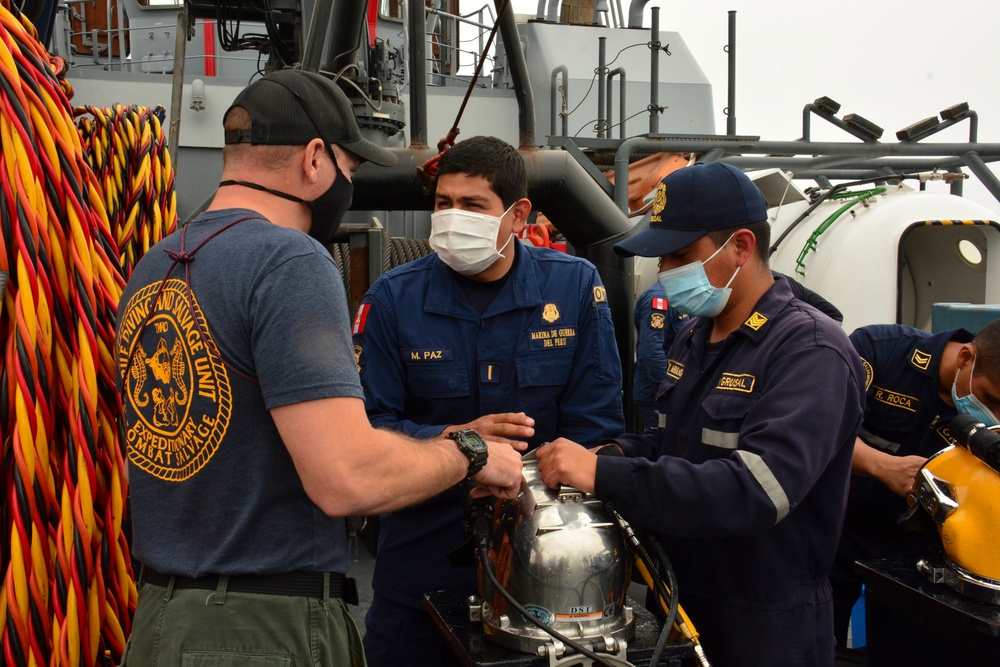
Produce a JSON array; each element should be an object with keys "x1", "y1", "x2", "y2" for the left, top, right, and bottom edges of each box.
[
  {"x1": 219, "y1": 148, "x2": 354, "y2": 245},
  {"x1": 306, "y1": 156, "x2": 353, "y2": 244}
]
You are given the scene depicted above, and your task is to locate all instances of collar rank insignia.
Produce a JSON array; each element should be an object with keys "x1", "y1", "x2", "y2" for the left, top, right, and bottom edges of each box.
[
  {"x1": 745, "y1": 311, "x2": 768, "y2": 331},
  {"x1": 542, "y1": 303, "x2": 560, "y2": 324},
  {"x1": 910, "y1": 349, "x2": 932, "y2": 371}
]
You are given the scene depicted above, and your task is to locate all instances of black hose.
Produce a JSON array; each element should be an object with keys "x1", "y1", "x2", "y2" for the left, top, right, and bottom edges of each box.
[
  {"x1": 644, "y1": 536, "x2": 680, "y2": 667},
  {"x1": 620, "y1": 522, "x2": 678, "y2": 667},
  {"x1": 768, "y1": 172, "x2": 912, "y2": 257}
]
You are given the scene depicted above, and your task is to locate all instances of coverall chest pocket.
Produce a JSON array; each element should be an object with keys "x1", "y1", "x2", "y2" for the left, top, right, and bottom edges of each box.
[
  {"x1": 405, "y1": 363, "x2": 470, "y2": 398},
  {"x1": 865, "y1": 386, "x2": 923, "y2": 432},
  {"x1": 515, "y1": 354, "x2": 574, "y2": 388},
  {"x1": 699, "y1": 391, "x2": 758, "y2": 450}
]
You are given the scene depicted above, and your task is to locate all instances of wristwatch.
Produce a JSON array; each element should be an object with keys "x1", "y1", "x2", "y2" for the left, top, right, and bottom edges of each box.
[{"x1": 447, "y1": 428, "x2": 489, "y2": 479}]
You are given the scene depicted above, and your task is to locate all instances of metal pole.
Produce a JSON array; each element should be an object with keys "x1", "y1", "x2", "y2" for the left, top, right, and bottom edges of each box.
[
  {"x1": 116, "y1": 0, "x2": 127, "y2": 72},
  {"x1": 607, "y1": 67, "x2": 626, "y2": 139},
  {"x1": 597, "y1": 37, "x2": 607, "y2": 138},
  {"x1": 301, "y1": 0, "x2": 334, "y2": 72},
  {"x1": 551, "y1": 65, "x2": 569, "y2": 138},
  {"x1": 407, "y1": 0, "x2": 429, "y2": 148},
  {"x1": 726, "y1": 10, "x2": 736, "y2": 136},
  {"x1": 168, "y1": 9, "x2": 188, "y2": 171},
  {"x1": 547, "y1": 0, "x2": 560, "y2": 22},
  {"x1": 495, "y1": 0, "x2": 537, "y2": 147},
  {"x1": 648, "y1": 7, "x2": 659, "y2": 134},
  {"x1": 627, "y1": 0, "x2": 649, "y2": 28}
]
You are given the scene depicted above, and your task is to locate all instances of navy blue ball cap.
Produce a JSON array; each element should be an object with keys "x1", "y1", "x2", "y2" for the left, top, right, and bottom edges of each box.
[{"x1": 613, "y1": 162, "x2": 767, "y2": 258}]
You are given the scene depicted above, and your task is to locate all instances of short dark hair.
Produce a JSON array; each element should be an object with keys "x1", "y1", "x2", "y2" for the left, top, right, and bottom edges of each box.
[
  {"x1": 706, "y1": 219, "x2": 771, "y2": 263},
  {"x1": 222, "y1": 105, "x2": 301, "y2": 169},
  {"x1": 434, "y1": 136, "x2": 527, "y2": 208},
  {"x1": 972, "y1": 319, "x2": 1000, "y2": 379}
]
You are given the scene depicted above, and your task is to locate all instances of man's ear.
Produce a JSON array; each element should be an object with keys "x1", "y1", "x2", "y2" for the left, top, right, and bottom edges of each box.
[
  {"x1": 734, "y1": 228, "x2": 757, "y2": 265},
  {"x1": 301, "y1": 138, "x2": 327, "y2": 184},
  {"x1": 511, "y1": 198, "x2": 532, "y2": 235},
  {"x1": 958, "y1": 343, "x2": 977, "y2": 368}
]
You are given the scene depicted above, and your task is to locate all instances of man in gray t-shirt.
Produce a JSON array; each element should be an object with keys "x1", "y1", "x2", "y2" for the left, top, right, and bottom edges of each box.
[{"x1": 116, "y1": 69, "x2": 523, "y2": 667}]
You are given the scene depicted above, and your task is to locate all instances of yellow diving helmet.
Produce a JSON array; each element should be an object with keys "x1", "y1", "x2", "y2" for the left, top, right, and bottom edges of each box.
[{"x1": 915, "y1": 415, "x2": 1000, "y2": 603}]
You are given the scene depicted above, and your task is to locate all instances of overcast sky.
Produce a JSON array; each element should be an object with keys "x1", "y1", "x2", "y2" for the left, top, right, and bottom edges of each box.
[{"x1": 509, "y1": 1, "x2": 1000, "y2": 214}]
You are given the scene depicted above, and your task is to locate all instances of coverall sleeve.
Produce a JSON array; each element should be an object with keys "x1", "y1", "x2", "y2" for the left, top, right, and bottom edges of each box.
[
  {"x1": 353, "y1": 287, "x2": 448, "y2": 440},
  {"x1": 848, "y1": 326, "x2": 877, "y2": 397},
  {"x1": 595, "y1": 340, "x2": 864, "y2": 538},
  {"x1": 633, "y1": 289, "x2": 667, "y2": 399},
  {"x1": 556, "y1": 268, "x2": 626, "y2": 444}
]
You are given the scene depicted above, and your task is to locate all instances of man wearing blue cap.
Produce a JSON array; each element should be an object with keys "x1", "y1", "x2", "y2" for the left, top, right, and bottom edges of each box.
[{"x1": 536, "y1": 162, "x2": 866, "y2": 666}]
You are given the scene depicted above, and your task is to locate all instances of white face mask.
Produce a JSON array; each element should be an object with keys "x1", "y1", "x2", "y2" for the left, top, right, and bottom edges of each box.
[{"x1": 429, "y1": 203, "x2": 516, "y2": 276}]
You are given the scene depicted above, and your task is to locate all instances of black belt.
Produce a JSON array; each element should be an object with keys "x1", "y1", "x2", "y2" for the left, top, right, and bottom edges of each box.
[{"x1": 141, "y1": 567, "x2": 359, "y2": 605}]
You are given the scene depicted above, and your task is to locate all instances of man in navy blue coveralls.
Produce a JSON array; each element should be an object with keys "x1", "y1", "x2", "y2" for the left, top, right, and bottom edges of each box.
[
  {"x1": 353, "y1": 136, "x2": 625, "y2": 666},
  {"x1": 830, "y1": 320, "x2": 1000, "y2": 647},
  {"x1": 536, "y1": 162, "x2": 866, "y2": 667},
  {"x1": 633, "y1": 279, "x2": 841, "y2": 432}
]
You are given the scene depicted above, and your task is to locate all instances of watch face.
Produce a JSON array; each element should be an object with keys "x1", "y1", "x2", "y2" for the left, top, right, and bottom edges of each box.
[
  {"x1": 464, "y1": 430, "x2": 487, "y2": 450},
  {"x1": 452, "y1": 429, "x2": 487, "y2": 478}
]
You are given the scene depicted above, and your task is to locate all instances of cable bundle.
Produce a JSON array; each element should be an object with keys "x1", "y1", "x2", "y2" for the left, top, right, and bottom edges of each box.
[{"x1": 0, "y1": 2, "x2": 176, "y2": 664}]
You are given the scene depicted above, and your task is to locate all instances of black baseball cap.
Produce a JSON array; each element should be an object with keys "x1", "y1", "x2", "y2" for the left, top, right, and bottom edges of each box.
[
  {"x1": 613, "y1": 162, "x2": 767, "y2": 258},
  {"x1": 224, "y1": 69, "x2": 396, "y2": 167}
]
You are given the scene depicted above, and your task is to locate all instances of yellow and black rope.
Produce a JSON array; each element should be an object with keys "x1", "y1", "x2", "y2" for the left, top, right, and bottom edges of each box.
[{"x1": 1, "y1": 2, "x2": 176, "y2": 665}]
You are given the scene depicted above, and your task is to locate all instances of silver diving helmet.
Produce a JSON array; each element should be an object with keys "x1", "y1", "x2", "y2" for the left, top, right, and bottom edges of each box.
[{"x1": 475, "y1": 450, "x2": 634, "y2": 658}]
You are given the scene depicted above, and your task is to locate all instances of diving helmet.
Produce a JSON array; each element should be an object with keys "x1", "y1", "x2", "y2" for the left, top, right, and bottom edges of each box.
[
  {"x1": 915, "y1": 415, "x2": 1000, "y2": 604},
  {"x1": 476, "y1": 451, "x2": 634, "y2": 656}
]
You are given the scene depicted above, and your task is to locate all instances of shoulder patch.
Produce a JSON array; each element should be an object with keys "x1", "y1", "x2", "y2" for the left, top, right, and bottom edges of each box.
[
  {"x1": 666, "y1": 359, "x2": 684, "y2": 380},
  {"x1": 592, "y1": 286, "x2": 607, "y2": 305},
  {"x1": 861, "y1": 357, "x2": 874, "y2": 391},
  {"x1": 352, "y1": 303, "x2": 370, "y2": 335},
  {"x1": 910, "y1": 348, "x2": 932, "y2": 371},
  {"x1": 354, "y1": 344, "x2": 362, "y2": 372},
  {"x1": 650, "y1": 313, "x2": 665, "y2": 329},
  {"x1": 744, "y1": 312, "x2": 768, "y2": 330},
  {"x1": 651, "y1": 297, "x2": 669, "y2": 311}
]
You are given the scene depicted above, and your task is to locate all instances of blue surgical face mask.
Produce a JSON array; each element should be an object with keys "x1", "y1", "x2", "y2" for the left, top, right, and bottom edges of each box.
[
  {"x1": 657, "y1": 233, "x2": 740, "y2": 317},
  {"x1": 951, "y1": 356, "x2": 1000, "y2": 426}
]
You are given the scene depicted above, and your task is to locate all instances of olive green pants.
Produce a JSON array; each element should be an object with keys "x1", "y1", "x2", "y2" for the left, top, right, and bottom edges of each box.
[{"x1": 120, "y1": 576, "x2": 366, "y2": 666}]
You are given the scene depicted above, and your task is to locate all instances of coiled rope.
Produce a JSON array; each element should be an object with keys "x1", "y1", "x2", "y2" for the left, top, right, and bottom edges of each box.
[
  {"x1": 0, "y1": 3, "x2": 176, "y2": 665},
  {"x1": 77, "y1": 104, "x2": 176, "y2": 279}
]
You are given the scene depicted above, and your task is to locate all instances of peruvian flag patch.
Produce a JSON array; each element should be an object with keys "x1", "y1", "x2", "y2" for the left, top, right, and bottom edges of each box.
[
  {"x1": 652, "y1": 297, "x2": 669, "y2": 311},
  {"x1": 352, "y1": 303, "x2": 371, "y2": 335}
]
